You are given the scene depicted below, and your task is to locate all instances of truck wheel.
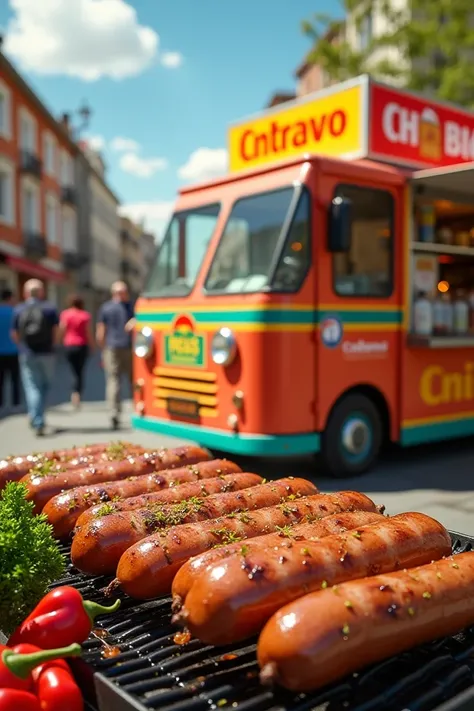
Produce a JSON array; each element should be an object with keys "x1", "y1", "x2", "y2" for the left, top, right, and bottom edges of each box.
[{"x1": 321, "y1": 394, "x2": 382, "y2": 478}]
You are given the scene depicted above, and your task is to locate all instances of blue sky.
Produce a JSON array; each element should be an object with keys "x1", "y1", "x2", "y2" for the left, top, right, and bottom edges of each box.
[{"x1": 0, "y1": 0, "x2": 328, "y2": 237}]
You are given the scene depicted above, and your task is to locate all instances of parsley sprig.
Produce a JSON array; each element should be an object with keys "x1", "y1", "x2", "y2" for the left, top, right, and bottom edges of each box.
[{"x1": 0, "y1": 482, "x2": 65, "y2": 633}]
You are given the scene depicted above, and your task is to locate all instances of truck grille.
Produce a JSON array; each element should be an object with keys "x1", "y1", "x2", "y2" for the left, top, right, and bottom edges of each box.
[
  {"x1": 52, "y1": 531, "x2": 474, "y2": 711},
  {"x1": 152, "y1": 366, "x2": 218, "y2": 418}
]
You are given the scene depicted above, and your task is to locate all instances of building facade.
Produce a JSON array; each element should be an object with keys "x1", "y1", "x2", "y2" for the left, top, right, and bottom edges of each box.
[
  {"x1": 119, "y1": 216, "x2": 146, "y2": 302},
  {"x1": 140, "y1": 230, "x2": 156, "y2": 290},
  {"x1": 74, "y1": 142, "x2": 121, "y2": 317},
  {"x1": 0, "y1": 51, "x2": 79, "y2": 305}
]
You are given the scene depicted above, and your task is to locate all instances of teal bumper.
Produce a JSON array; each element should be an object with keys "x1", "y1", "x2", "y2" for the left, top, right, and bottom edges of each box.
[{"x1": 131, "y1": 415, "x2": 320, "y2": 456}]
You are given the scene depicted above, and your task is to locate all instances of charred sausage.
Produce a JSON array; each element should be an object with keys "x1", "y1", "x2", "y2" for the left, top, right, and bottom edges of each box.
[
  {"x1": 175, "y1": 512, "x2": 452, "y2": 645},
  {"x1": 21, "y1": 445, "x2": 210, "y2": 514},
  {"x1": 44, "y1": 459, "x2": 242, "y2": 539},
  {"x1": 0, "y1": 441, "x2": 142, "y2": 490},
  {"x1": 257, "y1": 551, "x2": 474, "y2": 692},
  {"x1": 116, "y1": 491, "x2": 380, "y2": 600},
  {"x1": 72, "y1": 477, "x2": 318, "y2": 576},
  {"x1": 171, "y1": 509, "x2": 385, "y2": 610}
]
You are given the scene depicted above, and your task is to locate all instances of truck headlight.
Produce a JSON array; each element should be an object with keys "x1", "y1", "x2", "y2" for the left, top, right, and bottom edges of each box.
[
  {"x1": 134, "y1": 326, "x2": 154, "y2": 359},
  {"x1": 211, "y1": 327, "x2": 237, "y2": 366}
]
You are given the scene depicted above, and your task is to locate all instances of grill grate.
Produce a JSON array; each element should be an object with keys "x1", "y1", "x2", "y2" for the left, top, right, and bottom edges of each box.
[{"x1": 52, "y1": 532, "x2": 474, "y2": 711}]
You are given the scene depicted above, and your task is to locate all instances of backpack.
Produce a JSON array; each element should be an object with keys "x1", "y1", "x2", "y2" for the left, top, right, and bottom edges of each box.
[{"x1": 18, "y1": 304, "x2": 53, "y2": 351}]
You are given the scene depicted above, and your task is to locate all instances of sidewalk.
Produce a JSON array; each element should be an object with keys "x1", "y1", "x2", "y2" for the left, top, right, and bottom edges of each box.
[
  {"x1": 0, "y1": 352, "x2": 191, "y2": 457},
  {"x1": 0, "y1": 399, "x2": 191, "y2": 458}
]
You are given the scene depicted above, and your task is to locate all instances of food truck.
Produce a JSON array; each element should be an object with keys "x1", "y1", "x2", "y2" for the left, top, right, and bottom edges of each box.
[{"x1": 132, "y1": 74, "x2": 474, "y2": 476}]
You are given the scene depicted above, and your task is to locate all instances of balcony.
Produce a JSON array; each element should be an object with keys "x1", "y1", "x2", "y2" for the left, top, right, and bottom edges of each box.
[
  {"x1": 63, "y1": 251, "x2": 88, "y2": 270},
  {"x1": 19, "y1": 151, "x2": 42, "y2": 179},
  {"x1": 23, "y1": 231, "x2": 47, "y2": 259},
  {"x1": 61, "y1": 186, "x2": 76, "y2": 205}
]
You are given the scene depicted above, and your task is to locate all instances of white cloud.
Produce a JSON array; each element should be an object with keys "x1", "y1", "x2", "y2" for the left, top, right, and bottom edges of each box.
[
  {"x1": 110, "y1": 136, "x2": 141, "y2": 152},
  {"x1": 4, "y1": 0, "x2": 160, "y2": 81},
  {"x1": 84, "y1": 134, "x2": 106, "y2": 152},
  {"x1": 119, "y1": 152, "x2": 168, "y2": 178},
  {"x1": 178, "y1": 148, "x2": 228, "y2": 183},
  {"x1": 119, "y1": 201, "x2": 174, "y2": 240},
  {"x1": 161, "y1": 51, "x2": 183, "y2": 68}
]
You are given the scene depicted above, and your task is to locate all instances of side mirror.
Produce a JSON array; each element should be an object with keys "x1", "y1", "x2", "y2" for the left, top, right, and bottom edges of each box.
[{"x1": 328, "y1": 196, "x2": 352, "y2": 252}]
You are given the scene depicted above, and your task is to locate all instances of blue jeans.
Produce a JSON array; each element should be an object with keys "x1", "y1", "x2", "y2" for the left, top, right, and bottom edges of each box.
[{"x1": 19, "y1": 353, "x2": 55, "y2": 429}]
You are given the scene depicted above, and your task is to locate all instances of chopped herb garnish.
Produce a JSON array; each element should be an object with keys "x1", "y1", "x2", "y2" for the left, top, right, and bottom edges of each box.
[
  {"x1": 422, "y1": 591, "x2": 432, "y2": 599},
  {"x1": 275, "y1": 525, "x2": 293, "y2": 538},
  {"x1": 95, "y1": 503, "x2": 117, "y2": 517}
]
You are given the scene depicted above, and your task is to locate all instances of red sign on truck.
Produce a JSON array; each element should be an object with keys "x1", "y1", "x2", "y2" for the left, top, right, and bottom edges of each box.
[{"x1": 369, "y1": 83, "x2": 474, "y2": 168}]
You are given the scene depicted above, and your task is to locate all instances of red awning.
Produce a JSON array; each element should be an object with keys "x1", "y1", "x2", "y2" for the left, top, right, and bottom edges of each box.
[{"x1": 6, "y1": 256, "x2": 66, "y2": 282}]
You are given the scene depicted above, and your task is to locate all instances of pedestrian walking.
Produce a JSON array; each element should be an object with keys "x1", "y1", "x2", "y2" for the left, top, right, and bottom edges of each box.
[
  {"x1": 11, "y1": 279, "x2": 59, "y2": 436},
  {"x1": 59, "y1": 294, "x2": 94, "y2": 409},
  {"x1": 0, "y1": 288, "x2": 21, "y2": 413},
  {"x1": 96, "y1": 281, "x2": 135, "y2": 430}
]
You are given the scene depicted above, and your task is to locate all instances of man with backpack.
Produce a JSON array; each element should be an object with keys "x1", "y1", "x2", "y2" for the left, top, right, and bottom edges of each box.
[{"x1": 11, "y1": 279, "x2": 59, "y2": 436}]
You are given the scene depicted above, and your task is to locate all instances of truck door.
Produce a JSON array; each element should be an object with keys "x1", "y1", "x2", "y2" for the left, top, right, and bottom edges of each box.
[{"x1": 316, "y1": 174, "x2": 403, "y2": 476}]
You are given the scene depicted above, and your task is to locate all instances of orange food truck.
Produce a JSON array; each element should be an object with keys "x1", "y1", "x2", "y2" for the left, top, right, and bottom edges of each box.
[{"x1": 132, "y1": 75, "x2": 474, "y2": 476}]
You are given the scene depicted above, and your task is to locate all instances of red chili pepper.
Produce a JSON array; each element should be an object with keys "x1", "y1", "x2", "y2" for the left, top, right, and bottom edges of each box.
[
  {"x1": 0, "y1": 643, "x2": 80, "y2": 692},
  {"x1": 33, "y1": 658, "x2": 83, "y2": 711},
  {"x1": 0, "y1": 688, "x2": 41, "y2": 711},
  {"x1": 9, "y1": 586, "x2": 120, "y2": 649}
]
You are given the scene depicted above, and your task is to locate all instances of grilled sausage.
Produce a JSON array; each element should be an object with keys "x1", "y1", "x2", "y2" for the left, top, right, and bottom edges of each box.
[
  {"x1": 116, "y1": 491, "x2": 380, "y2": 600},
  {"x1": 72, "y1": 477, "x2": 318, "y2": 576},
  {"x1": 257, "y1": 551, "x2": 474, "y2": 692},
  {"x1": 176, "y1": 512, "x2": 452, "y2": 646},
  {"x1": 44, "y1": 459, "x2": 242, "y2": 539},
  {"x1": 171, "y1": 509, "x2": 386, "y2": 611},
  {"x1": 0, "y1": 441, "x2": 142, "y2": 490},
  {"x1": 21, "y1": 445, "x2": 210, "y2": 514}
]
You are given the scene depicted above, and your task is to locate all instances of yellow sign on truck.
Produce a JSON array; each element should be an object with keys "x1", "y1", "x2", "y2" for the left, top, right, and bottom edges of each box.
[{"x1": 228, "y1": 79, "x2": 365, "y2": 172}]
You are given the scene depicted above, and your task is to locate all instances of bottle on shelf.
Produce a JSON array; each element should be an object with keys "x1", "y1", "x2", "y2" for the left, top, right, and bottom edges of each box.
[
  {"x1": 413, "y1": 291, "x2": 433, "y2": 336},
  {"x1": 418, "y1": 204, "x2": 435, "y2": 243},
  {"x1": 437, "y1": 227, "x2": 454, "y2": 245},
  {"x1": 433, "y1": 293, "x2": 446, "y2": 335},
  {"x1": 453, "y1": 290, "x2": 469, "y2": 334},
  {"x1": 441, "y1": 292, "x2": 454, "y2": 334},
  {"x1": 469, "y1": 290, "x2": 474, "y2": 332}
]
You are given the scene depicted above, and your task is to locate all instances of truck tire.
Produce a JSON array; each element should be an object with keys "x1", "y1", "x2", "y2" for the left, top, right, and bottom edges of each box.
[{"x1": 321, "y1": 394, "x2": 382, "y2": 478}]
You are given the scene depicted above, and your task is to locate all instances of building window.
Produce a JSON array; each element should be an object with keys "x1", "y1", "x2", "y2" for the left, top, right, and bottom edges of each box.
[
  {"x1": 0, "y1": 82, "x2": 11, "y2": 139},
  {"x1": 43, "y1": 133, "x2": 57, "y2": 177},
  {"x1": 46, "y1": 194, "x2": 58, "y2": 245},
  {"x1": 60, "y1": 151, "x2": 74, "y2": 187},
  {"x1": 62, "y1": 210, "x2": 77, "y2": 251},
  {"x1": 333, "y1": 184, "x2": 394, "y2": 297},
  {"x1": 19, "y1": 110, "x2": 37, "y2": 153},
  {"x1": 358, "y1": 11, "x2": 373, "y2": 51},
  {"x1": 21, "y1": 182, "x2": 39, "y2": 232},
  {"x1": 0, "y1": 161, "x2": 14, "y2": 225}
]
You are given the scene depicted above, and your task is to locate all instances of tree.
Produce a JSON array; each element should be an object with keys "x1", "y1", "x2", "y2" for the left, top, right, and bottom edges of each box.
[{"x1": 302, "y1": 0, "x2": 474, "y2": 108}]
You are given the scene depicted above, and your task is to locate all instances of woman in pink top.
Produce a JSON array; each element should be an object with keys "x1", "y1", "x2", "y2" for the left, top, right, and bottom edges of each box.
[{"x1": 59, "y1": 295, "x2": 94, "y2": 408}]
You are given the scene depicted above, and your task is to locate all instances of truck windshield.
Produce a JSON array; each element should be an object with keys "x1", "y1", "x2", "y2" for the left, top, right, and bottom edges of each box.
[
  {"x1": 144, "y1": 203, "x2": 220, "y2": 297},
  {"x1": 205, "y1": 187, "x2": 308, "y2": 294}
]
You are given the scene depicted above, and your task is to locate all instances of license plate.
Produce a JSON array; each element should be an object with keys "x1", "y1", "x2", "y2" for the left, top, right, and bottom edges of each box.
[{"x1": 167, "y1": 398, "x2": 200, "y2": 418}]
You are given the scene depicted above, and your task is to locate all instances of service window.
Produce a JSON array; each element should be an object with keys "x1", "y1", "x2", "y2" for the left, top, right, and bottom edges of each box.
[{"x1": 333, "y1": 185, "x2": 394, "y2": 297}]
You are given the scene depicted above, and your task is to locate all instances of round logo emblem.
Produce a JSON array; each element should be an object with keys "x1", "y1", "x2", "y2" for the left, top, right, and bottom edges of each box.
[{"x1": 321, "y1": 316, "x2": 343, "y2": 348}]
